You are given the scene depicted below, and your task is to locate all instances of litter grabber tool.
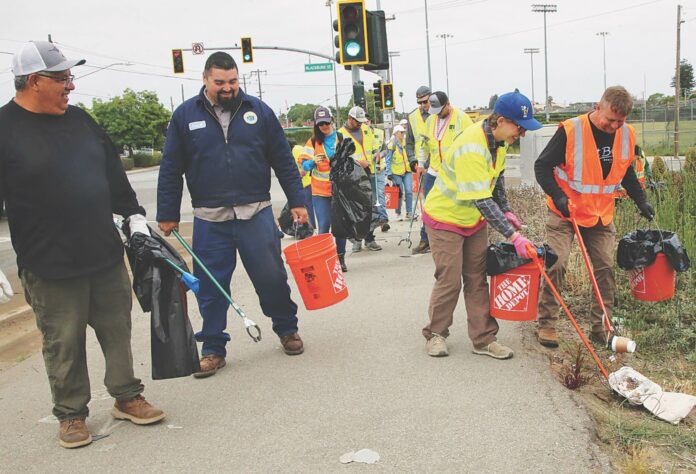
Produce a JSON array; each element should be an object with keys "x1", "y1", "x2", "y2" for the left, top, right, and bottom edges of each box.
[
  {"x1": 172, "y1": 229, "x2": 262, "y2": 342},
  {"x1": 162, "y1": 258, "x2": 200, "y2": 294},
  {"x1": 399, "y1": 174, "x2": 425, "y2": 248},
  {"x1": 568, "y1": 210, "x2": 635, "y2": 353}
]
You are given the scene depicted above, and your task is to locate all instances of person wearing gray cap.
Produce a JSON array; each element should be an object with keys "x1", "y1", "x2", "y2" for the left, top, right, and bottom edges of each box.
[{"x1": 0, "y1": 41, "x2": 164, "y2": 448}]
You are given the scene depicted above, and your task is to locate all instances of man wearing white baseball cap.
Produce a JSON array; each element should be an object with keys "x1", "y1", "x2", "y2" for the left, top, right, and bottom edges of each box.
[{"x1": 0, "y1": 41, "x2": 164, "y2": 448}]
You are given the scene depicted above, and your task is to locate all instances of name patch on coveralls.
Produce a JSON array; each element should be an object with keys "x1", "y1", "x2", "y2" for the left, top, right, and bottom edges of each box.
[{"x1": 188, "y1": 121, "x2": 206, "y2": 131}]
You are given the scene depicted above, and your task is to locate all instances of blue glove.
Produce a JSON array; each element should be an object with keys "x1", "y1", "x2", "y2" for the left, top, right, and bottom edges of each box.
[{"x1": 302, "y1": 160, "x2": 316, "y2": 172}]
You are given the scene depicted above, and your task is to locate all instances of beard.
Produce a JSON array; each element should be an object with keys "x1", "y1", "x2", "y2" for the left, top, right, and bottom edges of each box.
[{"x1": 217, "y1": 91, "x2": 239, "y2": 110}]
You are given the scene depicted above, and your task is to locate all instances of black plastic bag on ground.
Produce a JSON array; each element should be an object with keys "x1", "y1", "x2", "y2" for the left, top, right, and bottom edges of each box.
[
  {"x1": 330, "y1": 138, "x2": 372, "y2": 240},
  {"x1": 486, "y1": 242, "x2": 558, "y2": 276},
  {"x1": 278, "y1": 203, "x2": 314, "y2": 239},
  {"x1": 617, "y1": 229, "x2": 691, "y2": 272},
  {"x1": 124, "y1": 225, "x2": 200, "y2": 380}
]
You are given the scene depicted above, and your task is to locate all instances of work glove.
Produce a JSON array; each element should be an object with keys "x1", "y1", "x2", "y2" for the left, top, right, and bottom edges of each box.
[
  {"x1": 302, "y1": 160, "x2": 316, "y2": 172},
  {"x1": 637, "y1": 201, "x2": 655, "y2": 221},
  {"x1": 387, "y1": 174, "x2": 393, "y2": 181},
  {"x1": 127, "y1": 214, "x2": 151, "y2": 237},
  {"x1": 552, "y1": 193, "x2": 571, "y2": 218},
  {"x1": 510, "y1": 233, "x2": 534, "y2": 259},
  {"x1": 409, "y1": 161, "x2": 418, "y2": 173},
  {"x1": 0, "y1": 269, "x2": 14, "y2": 304},
  {"x1": 504, "y1": 211, "x2": 523, "y2": 231}
]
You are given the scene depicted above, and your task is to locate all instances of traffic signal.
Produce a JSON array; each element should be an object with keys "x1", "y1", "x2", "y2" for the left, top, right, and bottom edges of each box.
[
  {"x1": 334, "y1": 0, "x2": 369, "y2": 65},
  {"x1": 241, "y1": 37, "x2": 253, "y2": 63},
  {"x1": 171, "y1": 49, "x2": 184, "y2": 74},
  {"x1": 381, "y1": 83, "x2": 394, "y2": 110},
  {"x1": 372, "y1": 81, "x2": 382, "y2": 109},
  {"x1": 364, "y1": 10, "x2": 389, "y2": 71}
]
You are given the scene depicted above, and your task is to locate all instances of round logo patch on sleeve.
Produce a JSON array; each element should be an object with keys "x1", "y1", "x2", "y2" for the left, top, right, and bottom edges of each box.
[{"x1": 243, "y1": 111, "x2": 258, "y2": 125}]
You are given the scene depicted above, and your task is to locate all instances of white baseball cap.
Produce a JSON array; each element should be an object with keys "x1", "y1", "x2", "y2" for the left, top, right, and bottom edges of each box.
[
  {"x1": 348, "y1": 106, "x2": 367, "y2": 123},
  {"x1": 393, "y1": 125, "x2": 406, "y2": 134},
  {"x1": 12, "y1": 41, "x2": 85, "y2": 76}
]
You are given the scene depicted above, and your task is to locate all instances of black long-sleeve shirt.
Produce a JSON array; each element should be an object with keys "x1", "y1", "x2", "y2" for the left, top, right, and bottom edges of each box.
[
  {"x1": 535, "y1": 115, "x2": 646, "y2": 205},
  {"x1": 0, "y1": 100, "x2": 144, "y2": 279}
]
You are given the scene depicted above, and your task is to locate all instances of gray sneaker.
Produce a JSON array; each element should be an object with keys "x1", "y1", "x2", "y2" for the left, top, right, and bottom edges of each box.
[
  {"x1": 473, "y1": 341, "x2": 514, "y2": 360},
  {"x1": 352, "y1": 240, "x2": 363, "y2": 252},
  {"x1": 426, "y1": 334, "x2": 449, "y2": 357},
  {"x1": 365, "y1": 241, "x2": 382, "y2": 251}
]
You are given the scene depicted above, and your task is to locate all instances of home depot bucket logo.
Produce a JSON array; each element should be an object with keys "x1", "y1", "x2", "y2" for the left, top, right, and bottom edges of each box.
[
  {"x1": 629, "y1": 267, "x2": 646, "y2": 293},
  {"x1": 493, "y1": 273, "x2": 531, "y2": 312},
  {"x1": 385, "y1": 191, "x2": 392, "y2": 208},
  {"x1": 326, "y1": 255, "x2": 346, "y2": 294}
]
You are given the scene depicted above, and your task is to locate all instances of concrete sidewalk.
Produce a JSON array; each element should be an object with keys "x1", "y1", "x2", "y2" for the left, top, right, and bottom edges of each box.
[{"x1": 0, "y1": 218, "x2": 609, "y2": 472}]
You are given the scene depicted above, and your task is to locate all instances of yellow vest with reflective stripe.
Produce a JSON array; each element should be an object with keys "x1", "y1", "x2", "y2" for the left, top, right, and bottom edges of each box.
[
  {"x1": 293, "y1": 145, "x2": 311, "y2": 188},
  {"x1": 372, "y1": 127, "x2": 386, "y2": 171},
  {"x1": 408, "y1": 108, "x2": 430, "y2": 165},
  {"x1": 424, "y1": 107, "x2": 474, "y2": 173},
  {"x1": 424, "y1": 122, "x2": 507, "y2": 227},
  {"x1": 388, "y1": 137, "x2": 408, "y2": 175},
  {"x1": 338, "y1": 124, "x2": 376, "y2": 173}
]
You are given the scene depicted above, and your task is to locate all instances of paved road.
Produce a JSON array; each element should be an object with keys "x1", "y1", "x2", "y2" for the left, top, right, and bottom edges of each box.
[{"x1": 0, "y1": 205, "x2": 609, "y2": 471}]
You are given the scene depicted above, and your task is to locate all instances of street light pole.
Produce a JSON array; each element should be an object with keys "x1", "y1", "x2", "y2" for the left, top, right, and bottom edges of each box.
[
  {"x1": 523, "y1": 48, "x2": 540, "y2": 105},
  {"x1": 596, "y1": 32, "x2": 609, "y2": 90},
  {"x1": 436, "y1": 34, "x2": 453, "y2": 97},
  {"x1": 424, "y1": 0, "x2": 432, "y2": 89},
  {"x1": 532, "y1": 4, "x2": 557, "y2": 122},
  {"x1": 326, "y1": 0, "x2": 341, "y2": 125}
]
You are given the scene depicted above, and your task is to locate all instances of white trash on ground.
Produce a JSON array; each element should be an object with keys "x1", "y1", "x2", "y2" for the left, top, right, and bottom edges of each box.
[{"x1": 339, "y1": 449, "x2": 380, "y2": 464}]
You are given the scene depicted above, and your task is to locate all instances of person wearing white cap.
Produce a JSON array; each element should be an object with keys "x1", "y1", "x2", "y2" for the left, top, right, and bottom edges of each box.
[
  {"x1": 337, "y1": 106, "x2": 382, "y2": 252},
  {"x1": 385, "y1": 125, "x2": 414, "y2": 220},
  {"x1": 0, "y1": 41, "x2": 164, "y2": 448}
]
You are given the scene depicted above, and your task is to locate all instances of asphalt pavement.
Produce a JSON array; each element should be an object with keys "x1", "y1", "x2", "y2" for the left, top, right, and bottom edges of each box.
[{"x1": 0, "y1": 199, "x2": 610, "y2": 471}]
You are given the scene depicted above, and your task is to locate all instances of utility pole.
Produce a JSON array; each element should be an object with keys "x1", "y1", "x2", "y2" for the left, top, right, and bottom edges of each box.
[
  {"x1": 241, "y1": 73, "x2": 249, "y2": 93},
  {"x1": 436, "y1": 34, "x2": 453, "y2": 97},
  {"x1": 388, "y1": 51, "x2": 400, "y2": 84},
  {"x1": 181, "y1": 84, "x2": 185, "y2": 103},
  {"x1": 597, "y1": 32, "x2": 609, "y2": 90},
  {"x1": 250, "y1": 69, "x2": 267, "y2": 101},
  {"x1": 424, "y1": 0, "x2": 432, "y2": 89},
  {"x1": 524, "y1": 48, "x2": 540, "y2": 105},
  {"x1": 326, "y1": 0, "x2": 341, "y2": 125},
  {"x1": 674, "y1": 4, "x2": 683, "y2": 161},
  {"x1": 532, "y1": 4, "x2": 557, "y2": 122}
]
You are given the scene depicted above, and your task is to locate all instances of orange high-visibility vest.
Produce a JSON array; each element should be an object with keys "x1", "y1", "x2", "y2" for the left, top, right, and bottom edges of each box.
[
  {"x1": 300, "y1": 136, "x2": 338, "y2": 197},
  {"x1": 546, "y1": 113, "x2": 636, "y2": 227},
  {"x1": 635, "y1": 156, "x2": 646, "y2": 189}
]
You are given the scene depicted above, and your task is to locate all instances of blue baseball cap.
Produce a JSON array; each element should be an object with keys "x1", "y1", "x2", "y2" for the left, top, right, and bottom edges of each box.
[{"x1": 493, "y1": 91, "x2": 542, "y2": 131}]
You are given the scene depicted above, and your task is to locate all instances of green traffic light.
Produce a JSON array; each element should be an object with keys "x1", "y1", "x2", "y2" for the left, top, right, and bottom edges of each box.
[
  {"x1": 385, "y1": 100, "x2": 392, "y2": 106},
  {"x1": 244, "y1": 54, "x2": 251, "y2": 61},
  {"x1": 345, "y1": 41, "x2": 361, "y2": 58}
]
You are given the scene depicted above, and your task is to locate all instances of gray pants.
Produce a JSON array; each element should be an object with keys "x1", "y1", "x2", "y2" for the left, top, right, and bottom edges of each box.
[{"x1": 21, "y1": 261, "x2": 143, "y2": 420}]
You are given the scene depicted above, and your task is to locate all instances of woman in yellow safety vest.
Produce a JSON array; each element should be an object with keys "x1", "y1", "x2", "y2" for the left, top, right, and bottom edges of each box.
[
  {"x1": 421, "y1": 91, "x2": 541, "y2": 360},
  {"x1": 299, "y1": 106, "x2": 348, "y2": 272},
  {"x1": 385, "y1": 125, "x2": 414, "y2": 220},
  {"x1": 291, "y1": 141, "x2": 316, "y2": 229}
]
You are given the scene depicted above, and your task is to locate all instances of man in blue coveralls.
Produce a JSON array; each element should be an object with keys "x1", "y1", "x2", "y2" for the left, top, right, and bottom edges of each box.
[{"x1": 157, "y1": 52, "x2": 309, "y2": 378}]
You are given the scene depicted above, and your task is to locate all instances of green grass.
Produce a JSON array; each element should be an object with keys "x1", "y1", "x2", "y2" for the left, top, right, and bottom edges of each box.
[{"x1": 630, "y1": 120, "x2": 696, "y2": 155}]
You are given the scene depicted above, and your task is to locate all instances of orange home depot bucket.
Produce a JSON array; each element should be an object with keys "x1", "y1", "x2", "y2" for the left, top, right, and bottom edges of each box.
[
  {"x1": 489, "y1": 262, "x2": 540, "y2": 321},
  {"x1": 283, "y1": 233, "x2": 349, "y2": 310},
  {"x1": 384, "y1": 185, "x2": 399, "y2": 209},
  {"x1": 412, "y1": 176, "x2": 419, "y2": 193},
  {"x1": 629, "y1": 253, "x2": 676, "y2": 302}
]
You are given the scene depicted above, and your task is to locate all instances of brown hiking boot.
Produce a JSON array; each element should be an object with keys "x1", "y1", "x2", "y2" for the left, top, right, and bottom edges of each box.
[
  {"x1": 193, "y1": 354, "x2": 226, "y2": 379},
  {"x1": 536, "y1": 327, "x2": 559, "y2": 348},
  {"x1": 411, "y1": 240, "x2": 430, "y2": 255},
  {"x1": 112, "y1": 395, "x2": 165, "y2": 425},
  {"x1": 58, "y1": 418, "x2": 92, "y2": 449},
  {"x1": 280, "y1": 333, "x2": 304, "y2": 355}
]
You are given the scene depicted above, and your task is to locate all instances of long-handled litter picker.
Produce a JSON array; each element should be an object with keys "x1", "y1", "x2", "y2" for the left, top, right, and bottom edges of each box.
[
  {"x1": 172, "y1": 229, "x2": 262, "y2": 342},
  {"x1": 399, "y1": 174, "x2": 425, "y2": 248}
]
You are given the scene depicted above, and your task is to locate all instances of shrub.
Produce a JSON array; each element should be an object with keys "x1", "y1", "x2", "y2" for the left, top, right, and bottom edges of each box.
[
  {"x1": 285, "y1": 129, "x2": 313, "y2": 146},
  {"x1": 121, "y1": 156, "x2": 134, "y2": 171},
  {"x1": 685, "y1": 147, "x2": 696, "y2": 175},
  {"x1": 651, "y1": 155, "x2": 667, "y2": 180},
  {"x1": 132, "y1": 152, "x2": 162, "y2": 168}
]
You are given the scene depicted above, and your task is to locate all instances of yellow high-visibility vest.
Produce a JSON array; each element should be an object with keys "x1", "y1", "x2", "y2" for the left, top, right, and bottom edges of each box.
[
  {"x1": 388, "y1": 137, "x2": 409, "y2": 176},
  {"x1": 424, "y1": 107, "x2": 473, "y2": 173},
  {"x1": 424, "y1": 122, "x2": 507, "y2": 227},
  {"x1": 292, "y1": 144, "x2": 311, "y2": 188},
  {"x1": 338, "y1": 124, "x2": 376, "y2": 173},
  {"x1": 409, "y1": 108, "x2": 430, "y2": 166}
]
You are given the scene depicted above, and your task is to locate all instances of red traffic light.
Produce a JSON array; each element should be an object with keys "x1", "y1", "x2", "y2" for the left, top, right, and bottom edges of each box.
[{"x1": 171, "y1": 49, "x2": 184, "y2": 74}]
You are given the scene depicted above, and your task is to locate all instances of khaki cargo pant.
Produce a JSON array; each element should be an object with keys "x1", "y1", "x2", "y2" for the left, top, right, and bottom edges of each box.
[
  {"x1": 423, "y1": 226, "x2": 499, "y2": 348},
  {"x1": 21, "y1": 261, "x2": 143, "y2": 421},
  {"x1": 537, "y1": 210, "x2": 616, "y2": 334}
]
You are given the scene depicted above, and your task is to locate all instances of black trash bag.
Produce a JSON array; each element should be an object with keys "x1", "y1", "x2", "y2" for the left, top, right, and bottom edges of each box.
[
  {"x1": 486, "y1": 242, "x2": 558, "y2": 276},
  {"x1": 123, "y1": 224, "x2": 200, "y2": 380},
  {"x1": 330, "y1": 138, "x2": 372, "y2": 240},
  {"x1": 617, "y1": 229, "x2": 691, "y2": 272},
  {"x1": 277, "y1": 203, "x2": 314, "y2": 239}
]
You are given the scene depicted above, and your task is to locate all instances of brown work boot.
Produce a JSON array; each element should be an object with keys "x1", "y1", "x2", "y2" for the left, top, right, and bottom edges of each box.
[
  {"x1": 112, "y1": 395, "x2": 165, "y2": 425},
  {"x1": 536, "y1": 327, "x2": 559, "y2": 348},
  {"x1": 280, "y1": 333, "x2": 304, "y2": 355},
  {"x1": 411, "y1": 240, "x2": 430, "y2": 255},
  {"x1": 58, "y1": 418, "x2": 92, "y2": 449},
  {"x1": 193, "y1": 354, "x2": 226, "y2": 379}
]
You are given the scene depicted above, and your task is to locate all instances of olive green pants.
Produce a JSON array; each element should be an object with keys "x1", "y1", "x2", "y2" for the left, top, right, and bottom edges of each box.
[{"x1": 21, "y1": 261, "x2": 143, "y2": 421}]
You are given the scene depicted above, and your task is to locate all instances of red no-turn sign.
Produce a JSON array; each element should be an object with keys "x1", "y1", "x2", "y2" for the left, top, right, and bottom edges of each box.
[{"x1": 192, "y1": 43, "x2": 205, "y2": 55}]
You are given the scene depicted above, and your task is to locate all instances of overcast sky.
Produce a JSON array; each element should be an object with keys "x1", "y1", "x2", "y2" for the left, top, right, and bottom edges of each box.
[{"x1": 1, "y1": 0, "x2": 694, "y2": 117}]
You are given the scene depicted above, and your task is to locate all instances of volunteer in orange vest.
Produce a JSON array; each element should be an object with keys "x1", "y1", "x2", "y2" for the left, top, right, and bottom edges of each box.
[
  {"x1": 534, "y1": 86, "x2": 655, "y2": 348},
  {"x1": 299, "y1": 106, "x2": 348, "y2": 272},
  {"x1": 422, "y1": 91, "x2": 541, "y2": 359}
]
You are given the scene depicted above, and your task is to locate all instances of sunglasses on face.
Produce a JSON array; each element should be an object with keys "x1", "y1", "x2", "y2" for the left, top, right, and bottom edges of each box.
[{"x1": 417, "y1": 99, "x2": 429, "y2": 105}]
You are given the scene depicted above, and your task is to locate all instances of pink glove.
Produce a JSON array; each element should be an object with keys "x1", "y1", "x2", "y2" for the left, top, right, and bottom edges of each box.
[
  {"x1": 504, "y1": 211, "x2": 523, "y2": 230},
  {"x1": 511, "y1": 233, "x2": 533, "y2": 259}
]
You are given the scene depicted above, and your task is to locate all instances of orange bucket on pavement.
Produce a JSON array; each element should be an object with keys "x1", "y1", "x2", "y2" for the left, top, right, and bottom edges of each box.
[
  {"x1": 629, "y1": 253, "x2": 675, "y2": 302},
  {"x1": 283, "y1": 233, "x2": 348, "y2": 310},
  {"x1": 384, "y1": 185, "x2": 399, "y2": 209},
  {"x1": 489, "y1": 262, "x2": 540, "y2": 321}
]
